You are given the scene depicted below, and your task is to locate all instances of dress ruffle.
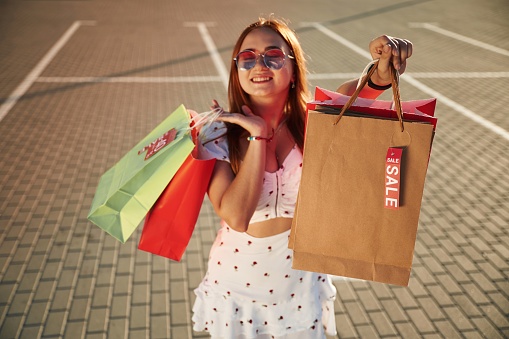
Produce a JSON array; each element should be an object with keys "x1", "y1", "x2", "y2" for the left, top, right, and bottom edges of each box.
[{"x1": 192, "y1": 226, "x2": 336, "y2": 338}]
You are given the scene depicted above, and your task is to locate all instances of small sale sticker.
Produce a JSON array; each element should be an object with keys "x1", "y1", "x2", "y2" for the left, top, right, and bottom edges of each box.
[
  {"x1": 138, "y1": 128, "x2": 177, "y2": 160},
  {"x1": 385, "y1": 147, "x2": 403, "y2": 210}
]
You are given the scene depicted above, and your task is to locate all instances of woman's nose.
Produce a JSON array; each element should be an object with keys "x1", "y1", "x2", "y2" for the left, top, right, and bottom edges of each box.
[{"x1": 253, "y1": 55, "x2": 268, "y2": 69}]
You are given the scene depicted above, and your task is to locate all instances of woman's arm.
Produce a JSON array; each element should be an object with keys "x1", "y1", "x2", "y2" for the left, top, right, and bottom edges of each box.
[
  {"x1": 337, "y1": 35, "x2": 413, "y2": 99},
  {"x1": 207, "y1": 105, "x2": 267, "y2": 232}
]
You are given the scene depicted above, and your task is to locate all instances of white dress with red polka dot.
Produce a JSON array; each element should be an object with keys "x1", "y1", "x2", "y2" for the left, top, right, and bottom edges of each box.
[{"x1": 192, "y1": 126, "x2": 337, "y2": 338}]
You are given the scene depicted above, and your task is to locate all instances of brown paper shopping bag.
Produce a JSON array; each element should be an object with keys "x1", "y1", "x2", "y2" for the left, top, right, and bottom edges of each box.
[{"x1": 290, "y1": 62, "x2": 436, "y2": 286}]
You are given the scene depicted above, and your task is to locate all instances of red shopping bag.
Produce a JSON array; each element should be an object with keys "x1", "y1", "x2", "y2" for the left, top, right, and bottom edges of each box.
[{"x1": 137, "y1": 147, "x2": 216, "y2": 261}]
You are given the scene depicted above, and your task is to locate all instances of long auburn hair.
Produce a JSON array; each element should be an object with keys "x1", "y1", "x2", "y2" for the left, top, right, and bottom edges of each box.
[{"x1": 227, "y1": 17, "x2": 309, "y2": 174}]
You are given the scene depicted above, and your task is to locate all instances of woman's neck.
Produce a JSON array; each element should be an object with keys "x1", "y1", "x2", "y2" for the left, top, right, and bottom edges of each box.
[{"x1": 250, "y1": 98, "x2": 286, "y2": 130}]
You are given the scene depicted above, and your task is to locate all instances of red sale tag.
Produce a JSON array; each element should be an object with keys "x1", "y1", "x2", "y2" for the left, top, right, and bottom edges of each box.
[
  {"x1": 385, "y1": 147, "x2": 403, "y2": 210},
  {"x1": 138, "y1": 128, "x2": 178, "y2": 160}
]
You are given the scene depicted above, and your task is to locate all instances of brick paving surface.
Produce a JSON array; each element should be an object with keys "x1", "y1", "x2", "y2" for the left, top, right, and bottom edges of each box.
[{"x1": 1, "y1": 0, "x2": 508, "y2": 338}]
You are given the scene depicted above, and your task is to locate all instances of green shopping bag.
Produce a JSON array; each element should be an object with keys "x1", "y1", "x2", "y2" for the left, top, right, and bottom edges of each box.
[{"x1": 87, "y1": 104, "x2": 196, "y2": 243}]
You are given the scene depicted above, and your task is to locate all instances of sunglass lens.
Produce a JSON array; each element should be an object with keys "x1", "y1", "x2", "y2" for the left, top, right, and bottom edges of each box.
[
  {"x1": 264, "y1": 49, "x2": 286, "y2": 70},
  {"x1": 236, "y1": 51, "x2": 256, "y2": 70}
]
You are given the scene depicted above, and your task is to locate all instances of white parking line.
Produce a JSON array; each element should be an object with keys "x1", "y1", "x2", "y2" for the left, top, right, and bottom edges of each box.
[
  {"x1": 309, "y1": 72, "x2": 509, "y2": 80},
  {"x1": 185, "y1": 22, "x2": 229, "y2": 90},
  {"x1": 34, "y1": 72, "x2": 509, "y2": 84},
  {"x1": 36, "y1": 76, "x2": 223, "y2": 83},
  {"x1": 0, "y1": 20, "x2": 96, "y2": 123},
  {"x1": 404, "y1": 72, "x2": 509, "y2": 78},
  {"x1": 308, "y1": 73, "x2": 361, "y2": 80},
  {"x1": 302, "y1": 22, "x2": 371, "y2": 59},
  {"x1": 310, "y1": 22, "x2": 509, "y2": 142},
  {"x1": 409, "y1": 22, "x2": 509, "y2": 57}
]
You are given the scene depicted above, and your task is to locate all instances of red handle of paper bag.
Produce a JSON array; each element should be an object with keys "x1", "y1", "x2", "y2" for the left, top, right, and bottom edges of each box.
[{"x1": 333, "y1": 61, "x2": 404, "y2": 132}]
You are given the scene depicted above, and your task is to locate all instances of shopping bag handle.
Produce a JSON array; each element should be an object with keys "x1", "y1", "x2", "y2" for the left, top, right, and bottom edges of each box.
[
  {"x1": 333, "y1": 61, "x2": 404, "y2": 132},
  {"x1": 189, "y1": 107, "x2": 224, "y2": 131}
]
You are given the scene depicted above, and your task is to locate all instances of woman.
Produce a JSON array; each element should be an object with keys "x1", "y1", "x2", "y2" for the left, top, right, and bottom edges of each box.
[{"x1": 192, "y1": 17, "x2": 412, "y2": 338}]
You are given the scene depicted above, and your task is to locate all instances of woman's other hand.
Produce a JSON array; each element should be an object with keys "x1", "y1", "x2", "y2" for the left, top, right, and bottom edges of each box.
[
  {"x1": 212, "y1": 100, "x2": 268, "y2": 138},
  {"x1": 369, "y1": 35, "x2": 413, "y2": 85}
]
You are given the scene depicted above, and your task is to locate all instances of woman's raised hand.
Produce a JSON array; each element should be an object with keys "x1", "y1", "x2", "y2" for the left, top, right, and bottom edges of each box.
[
  {"x1": 212, "y1": 100, "x2": 268, "y2": 138},
  {"x1": 369, "y1": 35, "x2": 413, "y2": 85}
]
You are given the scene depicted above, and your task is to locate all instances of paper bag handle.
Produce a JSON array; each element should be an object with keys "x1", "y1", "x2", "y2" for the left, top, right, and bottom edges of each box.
[{"x1": 333, "y1": 61, "x2": 404, "y2": 132}]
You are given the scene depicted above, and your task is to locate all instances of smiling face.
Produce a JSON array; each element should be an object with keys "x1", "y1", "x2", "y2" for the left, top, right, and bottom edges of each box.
[
  {"x1": 236, "y1": 27, "x2": 294, "y2": 103},
  {"x1": 226, "y1": 18, "x2": 309, "y2": 174}
]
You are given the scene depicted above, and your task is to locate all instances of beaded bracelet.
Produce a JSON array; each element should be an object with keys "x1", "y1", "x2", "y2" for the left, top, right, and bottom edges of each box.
[
  {"x1": 247, "y1": 128, "x2": 274, "y2": 142},
  {"x1": 367, "y1": 64, "x2": 392, "y2": 91}
]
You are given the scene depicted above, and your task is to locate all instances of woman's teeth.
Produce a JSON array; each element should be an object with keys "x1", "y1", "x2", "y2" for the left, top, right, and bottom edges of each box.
[{"x1": 252, "y1": 77, "x2": 271, "y2": 83}]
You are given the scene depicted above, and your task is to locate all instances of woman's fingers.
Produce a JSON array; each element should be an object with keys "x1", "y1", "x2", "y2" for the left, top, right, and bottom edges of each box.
[
  {"x1": 392, "y1": 38, "x2": 412, "y2": 73},
  {"x1": 396, "y1": 39, "x2": 412, "y2": 60},
  {"x1": 374, "y1": 41, "x2": 394, "y2": 83},
  {"x1": 210, "y1": 99, "x2": 221, "y2": 111},
  {"x1": 370, "y1": 35, "x2": 413, "y2": 75},
  {"x1": 370, "y1": 35, "x2": 393, "y2": 58},
  {"x1": 217, "y1": 105, "x2": 267, "y2": 136}
]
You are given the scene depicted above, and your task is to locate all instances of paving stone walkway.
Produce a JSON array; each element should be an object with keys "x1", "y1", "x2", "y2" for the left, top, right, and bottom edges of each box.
[{"x1": 0, "y1": 0, "x2": 508, "y2": 338}]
